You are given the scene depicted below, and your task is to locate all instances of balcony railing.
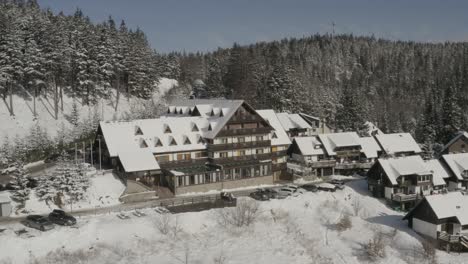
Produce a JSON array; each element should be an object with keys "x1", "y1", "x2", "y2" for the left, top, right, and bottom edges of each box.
[
  {"x1": 158, "y1": 158, "x2": 209, "y2": 169},
  {"x1": 228, "y1": 114, "x2": 264, "y2": 123},
  {"x1": 391, "y1": 193, "x2": 421, "y2": 202},
  {"x1": 271, "y1": 150, "x2": 288, "y2": 157},
  {"x1": 308, "y1": 160, "x2": 336, "y2": 168},
  {"x1": 335, "y1": 150, "x2": 361, "y2": 157},
  {"x1": 210, "y1": 153, "x2": 272, "y2": 165},
  {"x1": 217, "y1": 127, "x2": 272, "y2": 137},
  {"x1": 207, "y1": 140, "x2": 271, "y2": 152},
  {"x1": 335, "y1": 161, "x2": 373, "y2": 170}
]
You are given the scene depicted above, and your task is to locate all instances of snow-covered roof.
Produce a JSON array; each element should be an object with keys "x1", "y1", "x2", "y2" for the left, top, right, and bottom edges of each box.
[
  {"x1": 424, "y1": 192, "x2": 468, "y2": 225},
  {"x1": 424, "y1": 159, "x2": 449, "y2": 186},
  {"x1": 257, "y1": 110, "x2": 291, "y2": 146},
  {"x1": 359, "y1": 137, "x2": 382, "y2": 158},
  {"x1": 100, "y1": 116, "x2": 209, "y2": 158},
  {"x1": 118, "y1": 149, "x2": 160, "y2": 173},
  {"x1": 374, "y1": 133, "x2": 422, "y2": 155},
  {"x1": 365, "y1": 121, "x2": 383, "y2": 135},
  {"x1": 317, "y1": 132, "x2": 361, "y2": 156},
  {"x1": 292, "y1": 136, "x2": 324, "y2": 156},
  {"x1": 165, "y1": 99, "x2": 246, "y2": 139},
  {"x1": 378, "y1": 156, "x2": 430, "y2": 185},
  {"x1": 441, "y1": 153, "x2": 468, "y2": 180},
  {"x1": 441, "y1": 131, "x2": 468, "y2": 153},
  {"x1": 276, "y1": 113, "x2": 312, "y2": 131},
  {"x1": 0, "y1": 192, "x2": 11, "y2": 203}
]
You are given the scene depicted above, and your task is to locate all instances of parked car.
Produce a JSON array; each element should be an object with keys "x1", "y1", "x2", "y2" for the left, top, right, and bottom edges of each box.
[
  {"x1": 329, "y1": 179, "x2": 345, "y2": 190},
  {"x1": 301, "y1": 184, "x2": 318, "y2": 192},
  {"x1": 317, "y1": 183, "x2": 337, "y2": 192},
  {"x1": 48, "y1": 209, "x2": 76, "y2": 226},
  {"x1": 275, "y1": 186, "x2": 304, "y2": 198},
  {"x1": 23, "y1": 215, "x2": 54, "y2": 231},
  {"x1": 250, "y1": 190, "x2": 269, "y2": 201},
  {"x1": 285, "y1": 185, "x2": 306, "y2": 194},
  {"x1": 220, "y1": 192, "x2": 236, "y2": 202}
]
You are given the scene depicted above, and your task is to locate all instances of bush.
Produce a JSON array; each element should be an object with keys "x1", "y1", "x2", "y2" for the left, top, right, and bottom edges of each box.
[
  {"x1": 364, "y1": 230, "x2": 386, "y2": 261},
  {"x1": 216, "y1": 199, "x2": 259, "y2": 227},
  {"x1": 335, "y1": 214, "x2": 352, "y2": 232},
  {"x1": 422, "y1": 240, "x2": 438, "y2": 264}
]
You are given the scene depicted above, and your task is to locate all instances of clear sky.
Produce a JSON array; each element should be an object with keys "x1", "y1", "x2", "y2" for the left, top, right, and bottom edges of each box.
[{"x1": 37, "y1": 0, "x2": 468, "y2": 53}]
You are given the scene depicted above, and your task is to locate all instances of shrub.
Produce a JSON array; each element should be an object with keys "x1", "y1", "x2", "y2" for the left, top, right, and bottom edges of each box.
[
  {"x1": 335, "y1": 214, "x2": 352, "y2": 232},
  {"x1": 364, "y1": 230, "x2": 386, "y2": 261},
  {"x1": 216, "y1": 199, "x2": 259, "y2": 227}
]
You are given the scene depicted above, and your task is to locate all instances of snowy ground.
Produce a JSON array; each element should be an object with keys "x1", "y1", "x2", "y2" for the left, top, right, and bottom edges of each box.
[
  {"x1": 0, "y1": 78, "x2": 178, "y2": 145},
  {"x1": 8, "y1": 171, "x2": 125, "y2": 216},
  {"x1": 0, "y1": 179, "x2": 465, "y2": 264}
]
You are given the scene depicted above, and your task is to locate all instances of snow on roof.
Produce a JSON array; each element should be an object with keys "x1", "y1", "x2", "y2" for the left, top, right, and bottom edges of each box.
[
  {"x1": 100, "y1": 116, "x2": 209, "y2": 158},
  {"x1": 359, "y1": 137, "x2": 381, "y2": 158},
  {"x1": 257, "y1": 110, "x2": 291, "y2": 146},
  {"x1": 165, "y1": 99, "x2": 245, "y2": 139},
  {"x1": 276, "y1": 113, "x2": 312, "y2": 131},
  {"x1": 441, "y1": 153, "x2": 468, "y2": 180},
  {"x1": 317, "y1": 183, "x2": 336, "y2": 189},
  {"x1": 299, "y1": 113, "x2": 320, "y2": 122},
  {"x1": 365, "y1": 121, "x2": 383, "y2": 135},
  {"x1": 292, "y1": 136, "x2": 324, "y2": 156},
  {"x1": 424, "y1": 192, "x2": 468, "y2": 225},
  {"x1": 441, "y1": 131, "x2": 468, "y2": 153},
  {"x1": 317, "y1": 132, "x2": 361, "y2": 156},
  {"x1": 424, "y1": 159, "x2": 449, "y2": 186},
  {"x1": 378, "y1": 156, "x2": 430, "y2": 185},
  {"x1": 118, "y1": 149, "x2": 160, "y2": 172},
  {"x1": 0, "y1": 192, "x2": 11, "y2": 203},
  {"x1": 374, "y1": 133, "x2": 422, "y2": 155}
]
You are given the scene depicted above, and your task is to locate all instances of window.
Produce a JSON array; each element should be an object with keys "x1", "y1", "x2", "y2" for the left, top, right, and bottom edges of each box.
[
  {"x1": 256, "y1": 136, "x2": 264, "y2": 141},
  {"x1": 184, "y1": 137, "x2": 191, "y2": 145},
  {"x1": 272, "y1": 146, "x2": 278, "y2": 152},
  {"x1": 238, "y1": 137, "x2": 245, "y2": 143},
  {"x1": 219, "y1": 110, "x2": 224, "y2": 117},
  {"x1": 155, "y1": 155, "x2": 169, "y2": 162},
  {"x1": 462, "y1": 144, "x2": 466, "y2": 149},
  {"x1": 244, "y1": 123, "x2": 257, "y2": 129},
  {"x1": 272, "y1": 132, "x2": 278, "y2": 139},
  {"x1": 192, "y1": 124, "x2": 199, "y2": 132},
  {"x1": 178, "y1": 177, "x2": 183, "y2": 187},
  {"x1": 220, "y1": 138, "x2": 228, "y2": 144},
  {"x1": 190, "y1": 175, "x2": 195, "y2": 185},
  {"x1": 164, "y1": 125, "x2": 172, "y2": 133},
  {"x1": 169, "y1": 137, "x2": 177, "y2": 146},
  {"x1": 135, "y1": 126, "x2": 143, "y2": 135},
  {"x1": 238, "y1": 150, "x2": 246, "y2": 156},
  {"x1": 154, "y1": 138, "x2": 163, "y2": 147},
  {"x1": 256, "y1": 148, "x2": 264, "y2": 154},
  {"x1": 205, "y1": 173, "x2": 211, "y2": 183},
  {"x1": 208, "y1": 124, "x2": 212, "y2": 131},
  {"x1": 139, "y1": 139, "x2": 148, "y2": 148},
  {"x1": 197, "y1": 136, "x2": 205, "y2": 144},
  {"x1": 220, "y1": 152, "x2": 228, "y2": 158}
]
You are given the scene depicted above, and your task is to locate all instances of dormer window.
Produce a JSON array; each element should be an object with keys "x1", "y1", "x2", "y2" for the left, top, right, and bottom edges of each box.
[
  {"x1": 167, "y1": 108, "x2": 171, "y2": 114},
  {"x1": 211, "y1": 109, "x2": 215, "y2": 116},
  {"x1": 135, "y1": 126, "x2": 143, "y2": 135},
  {"x1": 188, "y1": 109, "x2": 192, "y2": 115},
  {"x1": 462, "y1": 170, "x2": 468, "y2": 178},
  {"x1": 164, "y1": 124, "x2": 172, "y2": 133},
  {"x1": 179, "y1": 109, "x2": 183, "y2": 114},
  {"x1": 154, "y1": 137, "x2": 163, "y2": 147},
  {"x1": 184, "y1": 136, "x2": 191, "y2": 145},
  {"x1": 197, "y1": 136, "x2": 205, "y2": 144},
  {"x1": 192, "y1": 123, "x2": 199, "y2": 132},
  {"x1": 173, "y1": 108, "x2": 177, "y2": 114},
  {"x1": 169, "y1": 137, "x2": 177, "y2": 146},
  {"x1": 272, "y1": 132, "x2": 278, "y2": 139},
  {"x1": 219, "y1": 109, "x2": 224, "y2": 117},
  {"x1": 139, "y1": 138, "x2": 148, "y2": 148},
  {"x1": 208, "y1": 124, "x2": 213, "y2": 131}
]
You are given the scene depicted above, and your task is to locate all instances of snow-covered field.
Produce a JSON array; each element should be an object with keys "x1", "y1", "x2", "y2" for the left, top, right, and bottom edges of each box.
[
  {"x1": 0, "y1": 180, "x2": 465, "y2": 264},
  {"x1": 0, "y1": 78, "x2": 178, "y2": 145},
  {"x1": 8, "y1": 171, "x2": 125, "y2": 216}
]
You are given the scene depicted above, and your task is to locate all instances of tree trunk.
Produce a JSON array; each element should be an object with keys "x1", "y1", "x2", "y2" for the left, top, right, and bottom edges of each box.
[
  {"x1": 115, "y1": 79, "x2": 120, "y2": 112},
  {"x1": 60, "y1": 86, "x2": 63, "y2": 112},
  {"x1": 33, "y1": 86, "x2": 37, "y2": 118},
  {"x1": 9, "y1": 82, "x2": 14, "y2": 116},
  {"x1": 54, "y1": 77, "x2": 59, "y2": 120}
]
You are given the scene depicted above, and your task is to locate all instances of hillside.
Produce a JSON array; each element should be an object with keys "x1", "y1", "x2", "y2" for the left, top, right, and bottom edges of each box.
[
  {"x1": 0, "y1": 180, "x2": 463, "y2": 264},
  {"x1": 0, "y1": 78, "x2": 178, "y2": 146}
]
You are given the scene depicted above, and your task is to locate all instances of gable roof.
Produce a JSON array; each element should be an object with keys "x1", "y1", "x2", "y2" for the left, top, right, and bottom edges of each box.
[
  {"x1": 118, "y1": 149, "x2": 161, "y2": 172},
  {"x1": 276, "y1": 113, "x2": 312, "y2": 131},
  {"x1": 424, "y1": 159, "x2": 449, "y2": 186},
  {"x1": 374, "y1": 133, "x2": 422, "y2": 155},
  {"x1": 441, "y1": 131, "x2": 468, "y2": 153},
  {"x1": 257, "y1": 109, "x2": 291, "y2": 146},
  {"x1": 318, "y1": 132, "x2": 361, "y2": 156},
  {"x1": 441, "y1": 153, "x2": 468, "y2": 180},
  {"x1": 378, "y1": 156, "x2": 430, "y2": 185},
  {"x1": 359, "y1": 137, "x2": 382, "y2": 159},
  {"x1": 405, "y1": 192, "x2": 468, "y2": 225},
  {"x1": 292, "y1": 136, "x2": 324, "y2": 156}
]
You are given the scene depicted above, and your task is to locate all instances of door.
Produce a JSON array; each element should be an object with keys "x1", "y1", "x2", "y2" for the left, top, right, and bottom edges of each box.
[{"x1": 448, "y1": 223, "x2": 454, "y2": 234}]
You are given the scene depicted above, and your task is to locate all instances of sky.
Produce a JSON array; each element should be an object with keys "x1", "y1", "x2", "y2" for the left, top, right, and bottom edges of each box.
[{"x1": 37, "y1": 0, "x2": 468, "y2": 53}]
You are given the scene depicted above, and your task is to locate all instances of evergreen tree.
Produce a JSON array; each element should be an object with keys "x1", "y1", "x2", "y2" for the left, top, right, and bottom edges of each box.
[
  {"x1": 335, "y1": 86, "x2": 369, "y2": 136},
  {"x1": 10, "y1": 163, "x2": 31, "y2": 207},
  {"x1": 440, "y1": 85, "x2": 464, "y2": 144}
]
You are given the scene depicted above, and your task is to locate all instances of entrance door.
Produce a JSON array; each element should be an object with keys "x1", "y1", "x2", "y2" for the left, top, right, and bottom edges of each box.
[{"x1": 447, "y1": 223, "x2": 454, "y2": 234}]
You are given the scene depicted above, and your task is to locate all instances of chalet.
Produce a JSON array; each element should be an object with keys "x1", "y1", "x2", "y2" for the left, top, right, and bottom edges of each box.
[
  {"x1": 367, "y1": 156, "x2": 435, "y2": 210},
  {"x1": 440, "y1": 153, "x2": 468, "y2": 191},
  {"x1": 317, "y1": 132, "x2": 381, "y2": 173},
  {"x1": 424, "y1": 159, "x2": 449, "y2": 192},
  {"x1": 298, "y1": 113, "x2": 334, "y2": 135},
  {"x1": 440, "y1": 131, "x2": 468, "y2": 155},
  {"x1": 374, "y1": 133, "x2": 422, "y2": 157},
  {"x1": 289, "y1": 136, "x2": 335, "y2": 177},
  {"x1": 257, "y1": 110, "x2": 292, "y2": 181},
  {"x1": 276, "y1": 112, "x2": 313, "y2": 137},
  {"x1": 96, "y1": 99, "x2": 276, "y2": 195},
  {"x1": 403, "y1": 192, "x2": 468, "y2": 250}
]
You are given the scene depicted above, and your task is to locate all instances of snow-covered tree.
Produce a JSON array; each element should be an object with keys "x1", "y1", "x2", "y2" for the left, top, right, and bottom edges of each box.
[
  {"x1": 10, "y1": 163, "x2": 31, "y2": 207},
  {"x1": 335, "y1": 86, "x2": 369, "y2": 136}
]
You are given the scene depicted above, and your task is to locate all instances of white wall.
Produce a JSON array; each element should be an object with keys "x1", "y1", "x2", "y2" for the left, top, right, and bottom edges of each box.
[
  {"x1": 413, "y1": 218, "x2": 439, "y2": 239},
  {"x1": 384, "y1": 187, "x2": 394, "y2": 200}
]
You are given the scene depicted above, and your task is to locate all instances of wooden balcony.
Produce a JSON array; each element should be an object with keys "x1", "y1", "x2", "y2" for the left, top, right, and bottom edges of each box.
[
  {"x1": 391, "y1": 193, "x2": 421, "y2": 202},
  {"x1": 210, "y1": 153, "x2": 272, "y2": 165},
  {"x1": 217, "y1": 127, "x2": 272, "y2": 137},
  {"x1": 207, "y1": 140, "x2": 271, "y2": 152},
  {"x1": 228, "y1": 114, "x2": 264, "y2": 123},
  {"x1": 307, "y1": 160, "x2": 336, "y2": 168},
  {"x1": 335, "y1": 161, "x2": 373, "y2": 170},
  {"x1": 271, "y1": 150, "x2": 288, "y2": 157},
  {"x1": 335, "y1": 150, "x2": 361, "y2": 157},
  {"x1": 158, "y1": 158, "x2": 209, "y2": 169}
]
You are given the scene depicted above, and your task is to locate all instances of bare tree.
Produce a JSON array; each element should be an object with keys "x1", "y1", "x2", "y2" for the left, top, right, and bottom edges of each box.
[{"x1": 216, "y1": 199, "x2": 259, "y2": 228}]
